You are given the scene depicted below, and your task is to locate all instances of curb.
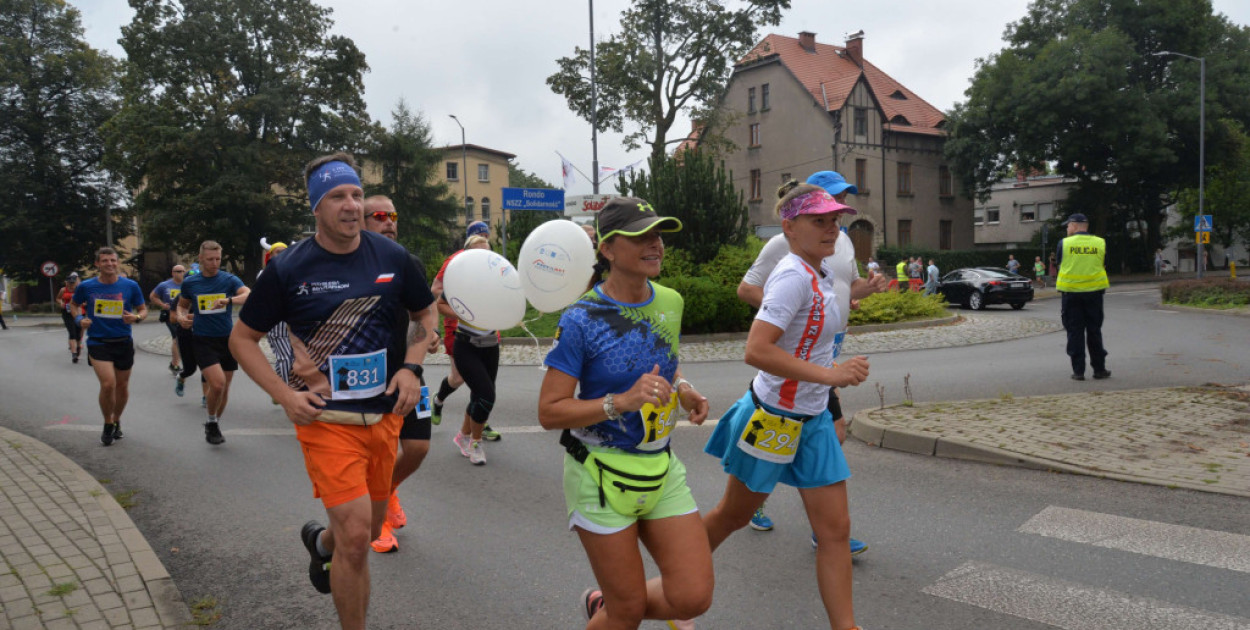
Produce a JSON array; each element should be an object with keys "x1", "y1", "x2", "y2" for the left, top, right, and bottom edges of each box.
[{"x1": 1157, "y1": 303, "x2": 1250, "y2": 318}]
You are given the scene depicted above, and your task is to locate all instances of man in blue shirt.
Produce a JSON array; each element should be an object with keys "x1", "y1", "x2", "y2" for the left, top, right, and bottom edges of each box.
[
  {"x1": 149, "y1": 264, "x2": 186, "y2": 374},
  {"x1": 71, "y1": 247, "x2": 148, "y2": 446},
  {"x1": 177, "y1": 241, "x2": 250, "y2": 445}
]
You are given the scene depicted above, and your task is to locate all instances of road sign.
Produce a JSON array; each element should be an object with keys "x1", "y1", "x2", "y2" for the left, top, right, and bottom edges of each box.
[
  {"x1": 1196, "y1": 231, "x2": 1210, "y2": 244},
  {"x1": 501, "y1": 188, "x2": 564, "y2": 211},
  {"x1": 564, "y1": 194, "x2": 619, "y2": 219},
  {"x1": 40, "y1": 261, "x2": 59, "y2": 277},
  {"x1": 1194, "y1": 215, "x2": 1213, "y2": 232}
]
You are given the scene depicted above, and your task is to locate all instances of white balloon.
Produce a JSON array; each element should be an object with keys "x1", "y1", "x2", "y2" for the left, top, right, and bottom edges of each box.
[
  {"x1": 443, "y1": 249, "x2": 526, "y2": 331},
  {"x1": 830, "y1": 230, "x2": 857, "y2": 330},
  {"x1": 517, "y1": 219, "x2": 596, "y2": 312}
]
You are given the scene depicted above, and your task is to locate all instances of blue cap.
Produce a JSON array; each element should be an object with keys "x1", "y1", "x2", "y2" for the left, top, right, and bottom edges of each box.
[
  {"x1": 806, "y1": 171, "x2": 858, "y2": 196},
  {"x1": 466, "y1": 221, "x2": 489, "y2": 237},
  {"x1": 1062, "y1": 213, "x2": 1088, "y2": 225}
]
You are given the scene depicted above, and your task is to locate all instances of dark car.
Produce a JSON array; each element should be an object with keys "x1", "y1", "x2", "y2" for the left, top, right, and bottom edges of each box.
[{"x1": 937, "y1": 266, "x2": 1034, "y2": 310}]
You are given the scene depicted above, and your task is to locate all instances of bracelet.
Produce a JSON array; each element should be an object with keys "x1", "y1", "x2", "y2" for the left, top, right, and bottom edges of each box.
[{"x1": 673, "y1": 377, "x2": 693, "y2": 392}]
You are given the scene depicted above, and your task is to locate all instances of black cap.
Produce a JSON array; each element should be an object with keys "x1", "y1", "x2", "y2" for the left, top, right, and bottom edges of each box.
[
  {"x1": 1062, "y1": 212, "x2": 1089, "y2": 225},
  {"x1": 595, "y1": 197, "x2": 683, "y2": 241}
]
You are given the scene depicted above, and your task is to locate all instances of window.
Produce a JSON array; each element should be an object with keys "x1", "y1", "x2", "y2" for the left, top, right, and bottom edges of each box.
[
  {"x1": 761, "y1": 83, "x2": 770, "y2": 110},
  {"x1": 749, "y1": 123, "x2": 760, "y2": 147},
  {"x1": 478, "y1": 164, "x2": 489, "y2": 182},
  {"x1": 1019, "y1": 203, "x2": 1036, "y2": 222},
  {"x1": 481, "y1": 197, "x2": 491, "y2": 222},
  {"x1": 897, "y1": 219, "x2": 912, "y2": 246},
  {"x1": 853, "y1": 108, "x2": 867, "y2": 137},
  {"x1": 1037, "y1": 202, "x2": 1055, "y2": 221},
  {"x1": 974, "y1": 208, "x2": 985, "y2": 225},
  {"x1": 986, "y1": 207, "x2": 1000, "y2": 224},
  {"x1": 749, "y1": 169, "x2": 762, "y2": 201},
  {"x1": 748, "y1": 87, "x2": 756, "y2": 113},
  {"x1": 465, "y1": 197, "x2": 475, "y2": 221},
  {"x1": 939, "y1": 165, "x2": 953, "y2": 196},
  {"x1": 446, "y1": 162, "x2": 459, "y2": 181},
  {"x1": 940, "y1": 220, "x2": 953, "y2": 250},
  {"x1": 897, "y1": 163, "x2": 912, "y2": 195},
  {"x1": 855, "y1": 159, "x2": 867, "y2": 192}
]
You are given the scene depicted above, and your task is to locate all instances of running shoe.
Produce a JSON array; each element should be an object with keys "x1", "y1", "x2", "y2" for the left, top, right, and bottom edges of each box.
[
  {"x1": 581, "y1": 588, "x2": 604, "y2": 620},
  {"x1": 370, "y1": 522, "x2": 398, "y2": 553},
  {"x1": 174, "y1": 378, "x2": 185, "y2": 397},
  {"x1": 386, "y1": 492, "x2": 407, "y2": 529},
  {"x1": 430, "y1": 401, "x2": 442, "y2": 426},
  {"x1": 810, "y1": 533, "x2": 869, "y2": 557},
  {"x1": 300, "y1": 521, "x2": 332, "y2": 594},
  {"x1": 468, "y1": 440, "x2": 486, "y2": 465},
  {"x1": 667, "y1": 620, "x2": 696, "y2": 630},
  {"x1": 72, "y1": 351, "x2": 79, "y2": 364},
  {"x1": 749, "y1": 507, "x2": 774, "y2": 531},
  {"x1": 168, "y1": 361, "x2": 179, "y2": 374},
  {"x1": 113, "y1": 422, "x2": 124, "y2": 440},
  {"x1": 481, "y1": 423, "x2": 501, "y2": 441},
  {"x1": 204, "y1": 421, "x2": 225, "y2": 445},
  {"x1": 453, "y1": 432, "x2": 472, "y2": 458},
  {"x1": 100, "y1": 423, "x2": 115, "y2": 447}
]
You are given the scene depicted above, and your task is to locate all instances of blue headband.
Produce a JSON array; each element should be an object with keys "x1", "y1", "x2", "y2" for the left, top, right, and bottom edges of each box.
[{"x1": 308, "y1": 161, "x2": 362, "y2": 212}]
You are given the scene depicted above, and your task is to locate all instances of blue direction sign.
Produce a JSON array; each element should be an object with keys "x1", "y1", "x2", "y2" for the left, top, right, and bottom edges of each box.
[
  {"x1": 502, "y1": 187, "x2": 565, "y2": 211},
  {"x1": 1194, "y1": 215, "x2": 1213, "y2": 232}
]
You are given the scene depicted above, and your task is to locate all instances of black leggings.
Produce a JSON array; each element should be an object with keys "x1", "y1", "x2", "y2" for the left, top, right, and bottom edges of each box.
[
  {"x1": 452, "y1": 334, "x2": 500, "y2": 424},
  {"x1": 62, "y1": 312, "x2": 82, "y2": 340}
]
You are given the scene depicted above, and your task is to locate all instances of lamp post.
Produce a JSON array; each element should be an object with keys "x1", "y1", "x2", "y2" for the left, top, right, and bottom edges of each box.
[
  {"x1": 449, "y1": 115, "x2": 469, "y2": 225},
  {"x1": 1153, "y1": 50, "x2": 1205, "y2": 279},
  {"x1": 588, "y1": 0, "x2": 600, "y2": 193}
]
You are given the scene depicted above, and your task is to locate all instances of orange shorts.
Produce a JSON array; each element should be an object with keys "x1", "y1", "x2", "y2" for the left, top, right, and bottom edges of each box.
[{"x1": 295, "y1": 413, "x2": 402, "y2": 509}]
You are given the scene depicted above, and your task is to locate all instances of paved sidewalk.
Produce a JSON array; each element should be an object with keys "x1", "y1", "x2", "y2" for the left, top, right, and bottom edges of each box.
[
  {"x1": 0, "y1": 426, "x2": 191, "y2": 629},
  {"x1": 851, "y1": 383, "x2": 1250, "y2": 498}
]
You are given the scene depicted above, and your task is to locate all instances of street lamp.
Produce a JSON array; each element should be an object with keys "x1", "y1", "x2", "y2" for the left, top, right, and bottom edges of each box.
[
  {"x1": 449, "y1": 115, "x2": 469, "y2": 225},
  {"x1": 1153, "y1": 50, "x2": 1205, "y2": 278}
]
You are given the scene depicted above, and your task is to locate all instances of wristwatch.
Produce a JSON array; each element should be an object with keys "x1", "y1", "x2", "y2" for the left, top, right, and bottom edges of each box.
[
  {"x1": 401, "y1": 363, "x2": 424, "y2": 380},
  {"x1": 603, "y1": 393, "x2": 624, "y2": 420},
  {"x1": 673, "y1": 377, "x2": 693, "y2": 392}
]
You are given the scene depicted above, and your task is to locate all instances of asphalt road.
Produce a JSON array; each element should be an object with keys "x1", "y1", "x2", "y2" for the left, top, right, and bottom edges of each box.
[{"x1": 1, "y1": 288, "x2": 1247, "y2": 629}]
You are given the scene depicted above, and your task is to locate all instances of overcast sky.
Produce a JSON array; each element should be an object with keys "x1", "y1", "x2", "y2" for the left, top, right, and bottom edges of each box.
[{"x1": 76, "y1": 0, "x2": 1250, "y2": 196}]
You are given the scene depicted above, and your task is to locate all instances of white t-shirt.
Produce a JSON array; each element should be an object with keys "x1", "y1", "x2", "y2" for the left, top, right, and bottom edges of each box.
[
  {"x1": 751, "y1": 254, "x2": 843, "y2": 415},
  {"x1": 742, "y1": 231, "x2": 859, "y2": 330}
]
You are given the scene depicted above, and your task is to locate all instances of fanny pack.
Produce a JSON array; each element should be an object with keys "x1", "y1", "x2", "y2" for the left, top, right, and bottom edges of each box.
[
  {"x1": 457, "y1": 330, "x2": 500, "y2": 348},
  {"x1": 318, "y1": 410, "x2": 385, "y2": 426},
  {"x1": 158, "y1": 309, "x2": 170, "y2": 323},
  {"x1": 560, "y1": 430, "x2": 671, "y2": 517}
]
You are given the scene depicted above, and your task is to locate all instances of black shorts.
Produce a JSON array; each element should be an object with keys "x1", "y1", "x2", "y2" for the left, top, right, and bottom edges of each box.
[
  {"x1": 87, "y1": 338, "x2": 135, "y2": 371},
  {"x1": 193, "y1": 335, "x2": 238, "y2": 371},
  {"x1": 165, "y1": 321, "x2": 181, "y2": 339},
  {"x1": 399, "y1": 409, "x2": 431, "y2": 441}
]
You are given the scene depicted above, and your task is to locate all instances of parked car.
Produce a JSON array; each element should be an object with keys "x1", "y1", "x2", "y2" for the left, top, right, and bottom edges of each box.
[{"x1": 937, "y1": 267, "x2": 1034, "y2": 310}]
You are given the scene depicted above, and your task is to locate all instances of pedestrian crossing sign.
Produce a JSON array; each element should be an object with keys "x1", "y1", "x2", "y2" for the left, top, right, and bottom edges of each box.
[
  {"x1": 1194, "y1": 215, "x2": 1213, "y2": 232},
  {"x1": 1196, "y1": 231, "x2": 1210, "y2": 244}
]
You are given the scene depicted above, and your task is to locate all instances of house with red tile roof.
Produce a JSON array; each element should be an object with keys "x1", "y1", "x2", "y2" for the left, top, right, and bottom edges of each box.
[{"x1": 711, "y1": 31, "x2": 975, "y2": 259}]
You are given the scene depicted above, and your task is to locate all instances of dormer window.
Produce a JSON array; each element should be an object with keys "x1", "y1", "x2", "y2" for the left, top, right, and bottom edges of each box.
[
  {"x1": 889, "y1": 90, "x2": 908, "y2": 100},
  {"x1": 890, "y1": 115, "x2": 910, "y2": 125}
]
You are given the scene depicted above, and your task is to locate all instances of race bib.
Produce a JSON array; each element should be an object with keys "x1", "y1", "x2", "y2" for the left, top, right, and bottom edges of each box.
[
  {"x1": 415, "y1": 386, "x2": 432, "y2": 419},
  {"x1": 169, "y1": 288, "x2": 181, "y2": 301},
  {"x1": 93, "y1": 299, "x2": 124, "y2": 319},
  {"x1": 831, "y1": 330, "x2": 846, "y2": 360},
  {"x1": 327, "y1": 349, "x2": 387, "y2": 401},
  {"x1": 197, "y1": 293, "x2": 227, "y2": 314},
  {"x1": 637, "y1": 393, "x2": 680, "y2": 452},
  {"x1": 737, "y1": 406, "x2": 804, "y2": 464}
]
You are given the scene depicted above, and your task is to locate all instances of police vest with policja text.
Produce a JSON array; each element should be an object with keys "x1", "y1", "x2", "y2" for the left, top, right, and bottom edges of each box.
[{"x1": 1056, "y1": 234, "x2": 1109, "y2": 292}]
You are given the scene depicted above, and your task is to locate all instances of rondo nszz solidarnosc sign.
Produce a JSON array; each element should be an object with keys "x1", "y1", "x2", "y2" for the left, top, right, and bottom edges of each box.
[{"x1": 40, "y1": 261, "x2": 59, "y2": 278}]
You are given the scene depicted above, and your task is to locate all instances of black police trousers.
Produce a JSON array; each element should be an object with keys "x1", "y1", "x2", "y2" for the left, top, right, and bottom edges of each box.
[{"x1": 1060, "y1": 290, "x2": 1107, "y2": 375}]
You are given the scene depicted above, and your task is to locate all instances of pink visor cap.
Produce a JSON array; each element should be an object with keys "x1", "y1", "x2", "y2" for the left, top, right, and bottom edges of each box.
[{"x1": 779, "y1": 190, "x2": 857, "y2": 221}]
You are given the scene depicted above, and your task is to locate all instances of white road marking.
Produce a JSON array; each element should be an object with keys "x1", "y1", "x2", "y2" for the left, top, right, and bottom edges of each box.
[
  {"x1": 924, "y1": 561, "x2": 1250, "y2": 630},
  {"x1": 1019, "y1": 506, "x2": 1250, "y2": 574}
]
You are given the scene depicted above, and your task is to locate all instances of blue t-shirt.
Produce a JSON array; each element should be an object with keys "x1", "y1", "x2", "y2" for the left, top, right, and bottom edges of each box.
[
  {"x1": 72, "y1": 277, "x2": 145, "y2": 344},
  {"x1": 544, "y1": 282, "x2": 683, "y2": 453},
  {"x1": 179, "y1": 271, "x2": 245, "y2": 337},
  {"x1": 153, "y1": 278, "x2": 182, "y2": 310},
  {"x1": 238, "y1": 231, "x2": 435, "y2": 415}
]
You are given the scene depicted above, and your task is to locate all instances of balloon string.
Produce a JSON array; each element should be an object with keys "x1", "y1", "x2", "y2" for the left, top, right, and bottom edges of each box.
[{"x1": 519, "y1": 313, "x2": 547, "y2": 371}]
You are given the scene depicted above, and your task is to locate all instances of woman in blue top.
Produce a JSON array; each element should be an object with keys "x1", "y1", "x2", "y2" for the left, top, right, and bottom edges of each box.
[{"x1": 539, "y1": 197, "x2": 711, "y2": 630}]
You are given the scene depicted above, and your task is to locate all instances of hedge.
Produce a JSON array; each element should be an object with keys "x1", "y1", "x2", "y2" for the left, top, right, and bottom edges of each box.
[{"x1": 1160, "y1": 278, "x2": 1250, "y2": 308}]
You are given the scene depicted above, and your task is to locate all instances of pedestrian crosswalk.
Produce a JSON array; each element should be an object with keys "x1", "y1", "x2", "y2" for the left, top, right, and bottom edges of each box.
[{"x1": 922, "y1": 506, "x2": 1250, "y2": 630}]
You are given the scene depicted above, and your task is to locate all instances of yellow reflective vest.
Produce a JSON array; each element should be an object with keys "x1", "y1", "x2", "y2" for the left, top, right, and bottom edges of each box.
[
  {"x1": 1056, "y1": 234, "x2": 1109, "y2": 292},
  {"x1": 896, "y1": 261, "x2": 908, "y2": 282}
]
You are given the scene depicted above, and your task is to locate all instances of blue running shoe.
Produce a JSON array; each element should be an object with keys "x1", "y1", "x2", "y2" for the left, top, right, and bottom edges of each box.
[
  {"x1": 810, "y1": 533, "x2": 869, "y2": 557},
  {"x1": 175, "y1": 378, "x2": 185, "y2": 397},
  {"x1": 749, "y1": 507, "x2": 774, "y2": 531}
]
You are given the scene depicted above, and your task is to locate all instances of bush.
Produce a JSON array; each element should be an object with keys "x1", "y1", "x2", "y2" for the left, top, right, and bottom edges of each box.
[
  {"x1": 1161, "y1": 279, "x2": 1250, "y2": 308},
  {"x1": 660, "y1": 275, "x2": 752, "y2": 335},
  {"x1": 847, "y1": 291, "x2": 948, "y2": 326}
]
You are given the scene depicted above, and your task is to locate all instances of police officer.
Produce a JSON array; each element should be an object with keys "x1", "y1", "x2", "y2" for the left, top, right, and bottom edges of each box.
[
  {"x1": 1055, "y1": 213, "x2": 1110, "y2": 381},
  {"x1": 895, "y1": 258, "x2": 908, "y2": 291}
]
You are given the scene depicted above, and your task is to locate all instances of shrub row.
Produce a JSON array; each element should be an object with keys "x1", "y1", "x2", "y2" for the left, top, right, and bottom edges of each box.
[
  {"x1": 1160, "y1": 278, "x2": 1250, "y2": 308},
  {"x1": 847, "y1": 291, "x2": 949, "y2": 326}
]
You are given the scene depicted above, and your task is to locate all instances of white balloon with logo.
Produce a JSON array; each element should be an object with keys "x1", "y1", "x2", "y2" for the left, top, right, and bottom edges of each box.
[
  {"x1": 518, "y1": 219, "x2": 596, "y2": 312},
  {"x1": 442, "y1": 249, "x2": 526, "y2": 331}
]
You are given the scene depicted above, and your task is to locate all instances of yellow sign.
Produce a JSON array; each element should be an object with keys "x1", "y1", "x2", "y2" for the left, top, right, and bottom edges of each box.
[{"x1": 1196, "y1": 232, "x2": 1210, "y2": 244}]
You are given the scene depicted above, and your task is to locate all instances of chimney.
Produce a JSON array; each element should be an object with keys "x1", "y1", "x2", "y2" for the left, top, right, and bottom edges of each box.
[
  {"x1": 845, "y1": 30, "x2": 864, "y2": 68},
  {"x1": 798, "y1": 31, "x2": 816, "y2": 52}
]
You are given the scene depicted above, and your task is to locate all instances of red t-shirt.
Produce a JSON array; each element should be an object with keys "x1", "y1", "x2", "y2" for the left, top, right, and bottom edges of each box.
[{"x1": 434, "y1": 251, "x2": 463, "y2": 336}]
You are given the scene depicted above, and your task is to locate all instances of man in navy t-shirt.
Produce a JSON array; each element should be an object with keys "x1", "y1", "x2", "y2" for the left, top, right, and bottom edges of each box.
[
  {"x1": 71, "y1": 247, "x2": 148, "y2": 446},
  {"x1": 149, "y1": 264, "x2": 186, "y2": 374},
  {"x1": 177, "y1": 240, "x2": 250, "y2": 445},
  {"x1": 230, "y1": 153, "x2": 434, "y2": 625}
]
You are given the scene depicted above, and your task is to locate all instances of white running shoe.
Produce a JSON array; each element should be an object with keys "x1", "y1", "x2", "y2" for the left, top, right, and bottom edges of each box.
[
  {"x1": 453, "y1": 432, "x2": 473, "y2": 458},
  {"x1": 468, "y1": 440, "x2": 486, "y2": 465}
]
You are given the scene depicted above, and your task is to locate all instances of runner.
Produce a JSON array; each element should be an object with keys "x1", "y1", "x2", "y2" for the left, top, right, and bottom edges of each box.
[
  {"x1": 258, "y1": 239, "x2": 291, "y2": 395},
  {"x1": 360, "y1": 195, "x2": 439, "y2": 553},
  {"x1": 229, "y1": 153, "x2": 434, "y2": 630},
  {"x1": 428, "y1": 220, "x2": 501, "y2": 441},
  {"x1": 149, "y1": 264, "x2": 187, "y2": 374},
  {"x1": 56, "y1": 273, "x2": 84, "y2": 362},
  {"x1": 176, "y1": 241, "x2": 250, "y2": 445},
  {"x1": 71, "y1": 248, "x2": 148, "y2": 446},
  {"x1": 538, "y1": 197, "x2": 713, "y2": 629}
]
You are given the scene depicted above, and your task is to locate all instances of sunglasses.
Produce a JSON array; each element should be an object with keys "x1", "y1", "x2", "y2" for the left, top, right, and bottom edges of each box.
[{"x1": 370, "y1": 211, "x2": 398, "y2": 222}]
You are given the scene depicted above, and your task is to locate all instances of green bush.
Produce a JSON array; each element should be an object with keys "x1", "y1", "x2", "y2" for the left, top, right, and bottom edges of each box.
[
  {"x1": 660, "y1": 275, "x2": 752, "y2": 335},
  {"x1": 1161, "y1": 279, "x2": 1250, "y2": 308},
  {"x1": 694, "y1": 237, "x2": 765, "y2": 288},
  {"x1": 847, "y1": 291, "x2": 948, "y2": 326}
]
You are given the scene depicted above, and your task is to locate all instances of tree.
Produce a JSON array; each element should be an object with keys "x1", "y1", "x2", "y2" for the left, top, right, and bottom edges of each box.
[
  {"x1": 617, "y1": 150, "x2": 749, "y2": 264},
  {"x1": 547, "y1": 0, "x2": 789, "y2": 162},
  {"x1": 367, "y1": 100, "x2": 462, "y2": 269},
  {"x1": 1173, "y1": 119, "x2": 1250, "y2": 263},
  {"x1": 944, "y1": 0, "x2": 1250, "y2": 271},
  {"x1": 105, "y1": 0, "x2": 376, "y2": 279},
  {"x1": 0, "y1": 0, "x2": 124, "y2": 282}
]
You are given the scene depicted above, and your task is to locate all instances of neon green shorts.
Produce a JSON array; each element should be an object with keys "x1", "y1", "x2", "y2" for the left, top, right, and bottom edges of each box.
[{"x1": 563, "y1": 448, "x2": 698, "y2": 535}]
